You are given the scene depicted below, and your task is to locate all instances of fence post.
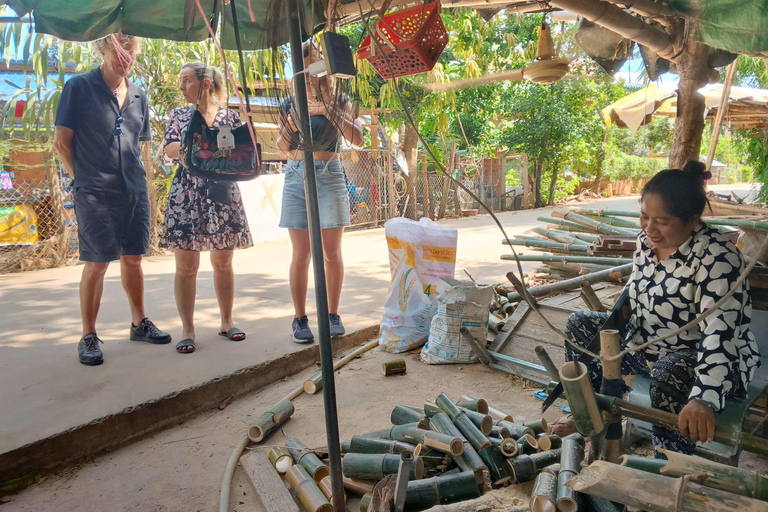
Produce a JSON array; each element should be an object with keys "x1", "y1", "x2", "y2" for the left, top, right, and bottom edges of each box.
[
  {"x1": 438, "y1": 142, "x2": 456, "y2": 219},
  {"x1": 406, "y1": 147, "x2": 418, "y2": 219},
  {"x1": 420, "y1": 153, "x2": 430, "y2": 219},
  {"x1": 141, "y1": 141, "x2": 160, "y2": 254},
  {"x1": 386, "y1": 145, "x2": 396, "y2": 221},
  {"x1": 371, "y1": 112, "x2": 381, "y2": 223}
]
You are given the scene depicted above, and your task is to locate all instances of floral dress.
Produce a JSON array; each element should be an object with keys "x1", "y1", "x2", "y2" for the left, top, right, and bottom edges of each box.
[{"x1": 161, "y1": 106, "x2": 253, "y2": 251}]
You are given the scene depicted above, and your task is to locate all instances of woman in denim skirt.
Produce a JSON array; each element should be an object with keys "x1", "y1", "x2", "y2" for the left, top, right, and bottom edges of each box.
[{"x1": 277, "y1": 40, "x2": 363, "y2": 343}]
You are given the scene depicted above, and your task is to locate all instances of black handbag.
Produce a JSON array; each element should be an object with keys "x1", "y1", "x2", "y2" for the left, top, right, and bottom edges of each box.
[{"x1": 181, "y1": 107, "x2": 262, "y2": 182}]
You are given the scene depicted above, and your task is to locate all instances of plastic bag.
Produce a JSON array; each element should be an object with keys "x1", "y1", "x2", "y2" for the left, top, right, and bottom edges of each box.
[
  {"x1": 379, "y1": 218, "x2": 458, "y2": 353},
  {"x1": 420, "y1": 278, "x2": 495, "y2": 364}
]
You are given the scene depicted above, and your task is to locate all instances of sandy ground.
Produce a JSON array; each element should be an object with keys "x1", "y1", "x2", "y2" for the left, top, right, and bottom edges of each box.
[{"x1": 2, "y1": 341, "x2": 563, "y2": 512}]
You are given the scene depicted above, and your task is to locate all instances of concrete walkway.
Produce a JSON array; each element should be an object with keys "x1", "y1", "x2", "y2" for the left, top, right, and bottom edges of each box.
[{"x1": 0, "y1": 188, "x2": 745, "y2": 479}]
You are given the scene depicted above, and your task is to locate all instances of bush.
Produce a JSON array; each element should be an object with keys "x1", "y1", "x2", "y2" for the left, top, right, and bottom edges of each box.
[
  {"x1": 603, "y1": 154, "x2": 667, "y2": 181},
  {"x1": 741, "y1": 166, "x2": 754, "y2": 183}
]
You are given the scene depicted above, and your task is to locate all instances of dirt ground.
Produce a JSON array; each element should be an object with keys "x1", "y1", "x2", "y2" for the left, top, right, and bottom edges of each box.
[{"x1": 2, "y1": 341, "x2": 565, "y2": 512}]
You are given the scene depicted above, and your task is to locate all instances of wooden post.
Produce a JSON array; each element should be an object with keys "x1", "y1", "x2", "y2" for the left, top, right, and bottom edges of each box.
[
  {"x1": 141, "y1": 141, "x2": 160, "y2": 254},
  {"x1": 599, "y1": 329, "x2": 623, "y2": 463},
  {"x1": 438, "y1": 142, "x2": 456, "y2": 219},
  {"x1": 241, "y1": 450, "x2": 301, "y2": 512},
  {"x1": 520, "y1": 154, "x2": 532, "y2": 209},
  {"x1": 406, "y1": 147, "x2": 418, "y2": 219},
  {"x1": 371, "y1": 112, "x2": 381, "y2": 223},
  {"x1": 420, "y1": 153, "x2": 430, "y2": 219},
  {"x1": 705, "y1": 60, "x2": 738, "y2": 174},
  {"x1": 452, "y1": 157, "x2": 462, "y2": 216}
]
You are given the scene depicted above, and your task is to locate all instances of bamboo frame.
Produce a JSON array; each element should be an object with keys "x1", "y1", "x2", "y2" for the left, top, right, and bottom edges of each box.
[{"x1": 559, "y1": 361, "x2": 605, "y2": 437}]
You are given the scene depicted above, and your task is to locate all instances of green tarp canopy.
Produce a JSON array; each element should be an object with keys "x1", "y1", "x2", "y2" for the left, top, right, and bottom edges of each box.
[
  {"x1": 1, "y1": 0, "x2": 326, "y2": 49},
  {"x1": 668, "y1": 0, "x2": 768, "y2": 54}
]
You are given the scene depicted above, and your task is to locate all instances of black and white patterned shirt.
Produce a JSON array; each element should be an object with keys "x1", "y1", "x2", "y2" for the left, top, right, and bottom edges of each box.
[{"x1": 626, "y1": 223, "x2": 761, "y2": 411}]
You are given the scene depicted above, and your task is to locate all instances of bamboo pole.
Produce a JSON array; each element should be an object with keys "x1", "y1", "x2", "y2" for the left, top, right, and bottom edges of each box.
[
  {"x1": 342, "y1": 453, "x2": 424, "y2": 481},
  {"x1": 436, "y1": 394, "x2": 492, "y2": 451},
  {"x1": 599, "y1": 330, "x2": 623, "y2": 463},
  {"x1": 286, "y1": 438, "x2": 331, "y2": 483},
  {"x1": 348, "y1": 436, "x2": 416, "y2": 455},
  {"x1": 248, "y1": 400, "x2": 295, "y2": 442},
  {"x1": 343, "y1": 476, "x2": 375, "y2": 496},
  {"x1": 552, "y1": 208, "x2": 638, "y2": 236},
  {"x1": 458, "y1": 407, "x2": 493, "y2": 435},
  {"x1": 560, "y1": 362, "x2": 605, "y2": 437},
  {"x1": 423, "y1": 403, "x2": 441, "y2": 418},
  {"x1": 500, "y1": 255, "x2": 632, "y2": 265},
  {"x1": 532, "y1": 227, "x2": 592, "y2": 246},
  {"x1": 383, "y1": 359, "x2": 407, "y2": 376},
  {"x1": 399, "y1": 427, "x2": 464, "y2": 456},
  {"x1": 302, "y1": 339, "x2": 380, "y2": 395},
  {"x1": 557, "y1": 469, "x2": 581, "y2": 512},
  {"x1": 619, "y1": 454, "x2": 667, "y2": 475},
  {"x1": 583, "y1": 214, "x2": 639, "y2": 229},
  {"x1": 478, "y1": 445, "x2": 512, "y2": 486},
  {"x1": 548, "y1": 262, "x2": 614, "y2": 276},
  {"x1": 318, "y1": 475, "x2": 346, "y2": 505},
  {"x1": 530, "y1": 470, "x2": 558, "y2": 512},
  {"x1": 580, "y1": 281, "x2": 607, "y2": 312},
  {"x1": 495, "y1": 420, "x2": 534, "y2": 440},
  {"x1": 537, "y1": 216, "x2": 602, "y2": 234},
  {"x1": 429, "y1": 412, "x2": 490, "y2": 490},
  {"x1": 456, "y1": 398, "x2": 489, "y2": 415},
  {"x1": 706, "y1": 60, "x2": 738, "y2": 176},
  {"x1": 391, "y1": 405, "x2": 425, "y2": 426},
  {"x1": 487, "y1": 313, "x2": 505, "y2": 334},
  {"x1": 361, "y1": 422, "x2": 420, "y2": 439},
  {"x1": 506, "y1": 264, "x2": 633, "y2": 302},
  {"x1": 585, "y1": 494, "x2": 622, "y2": 512},
  {"x1": 518, "y1": 433, "x2": 540, "y2": 455},
  {"x1": 567, "y1": 461, "x2": 767, "y2": 512},
  {"x1": 536, "y1": 434, "x2": 558, "y2": 451},
  {"x1": 489, "y1": 425, "x2": 511, "y2": 440},
  {"x1": 359, "y1": 493, "x2": 371, "y2": 512},
  {"x1": 286, "y1": 465, "x2": 332, "y2": 512},
  {"x1": 658, "y1": 448, "x2": 768, "y2": 501},
  {"x1": 507, "y1": 449, "x2": 563, "y2": 483},
  {"x1": 503, "y1": 238, "x2": 591, "y2": 254},
  {"x1": 269, "y1": 446, "x2": 294, "y2": 474},
  {"x1": 570, "y1": 208, "x2": 640, "y2": 218},
  {"x1": 523, "y1": 419, "x2": 552, "y2": 436},
  {"x1": 404, "y1": 471, "x2": 481, "y2": 509},
  {"x1": 560, "y1": 438, "x2": 584, "y2": 475}
]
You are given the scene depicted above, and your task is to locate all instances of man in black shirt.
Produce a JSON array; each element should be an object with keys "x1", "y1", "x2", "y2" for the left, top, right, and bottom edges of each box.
[{"x1": 53, "y1": 34, "x2": 170, "y2": 366}]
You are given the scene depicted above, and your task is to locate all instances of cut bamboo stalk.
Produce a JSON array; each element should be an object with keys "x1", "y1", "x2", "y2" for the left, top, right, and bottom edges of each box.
[
  {"x1": 391, "y1": 405, "x2": 426, "y2": 426},
  {"x1": 503, "y1": 238, "x2": 591, "y2": 254},
  {"x1": 508, "y1": 449, "x2": 562, "y2": 483},
  {"x1": 535, "y1": 346, "x2": 562, "y2": 383},
  {"x1": 478, "y1": 445, "x2": 512, "y2": 486},
  {"x1": 412, "y1": 443, "x2": 449, "y2": 468},
  {"x1": 285, "y1": 465, "x2": 332, "y2": 512},
  {"x1": 382, "y1": 359, "x2": 407, "y2": 376},
  {"x1": 559, "y1": 438, "x2": 584, "y2": 475},
  {"x1": 523, "y1": 419, "x2": 552, "y2": 436},
  {"x1": 458, "y1": 407, "x2": 493, "y2": 435},
  {"x1": 404, "y1": 471, "x2": 481, "y2": 509},
  {"x1": 248, "y1": 400, "x2": 295, "y2": 443},
  {"x1": 580, "y1": 281, "x2": 607, "y2": 312},
  {"x1": 459, "y1": 396, "x2": 514, "y2": 423},
  {"x1": 496, "y1": 420, "x2": 535, "y2": 440},
  {"x1": 348, "y1": 436, "x2": 416, "y2": 455},
  {"x1": 551, "y1": 208, "x2": 638, "y2": 236},
  {"x1": 400, "y1": 427, "x2": 464, "y2": 456},
  {"x1": 359, "y1": 493, "x2": 371, "y2": 512},
  {"x1": 556, "y1": 470, "x2": 581, "y2": 512},
  {"x1": 500, "y1": 254, "x2": 632, "y2": 265},
  {"x1": 548, "y1": 261, "x2": 614, "y2": 276},
  {"x1": 518, "y1": 433, "x2": 540, "y2": 455},
  {"x1": 360, "y1": 422, "x2": 419, "y2": 439},
  {"x1": 460, "y1": 327, "x2": 493, "y2": 366},
  {"x1": 343, "y1": 476, "x2": 375, "y2": 496},
  {"x1": 533, "y1": 227, "x2": 591, "y2": 246},
  {"x1": 302, "y1": 339, "x2": 380, "y2": 395},
  {"x1": 423, "y1": 403, "x2": 441, "y2": 418},
  {"x1": 599, "y1": 329, "x2": 623, "y2": 463},
  {"x1": 318, "y1": 475, "x2": 346, "y2": 504},
  {"x1": 559, "y1": 362, "x2": 605, "y2": 437},
  {"x1": 567, "y1": 461, "x2": 767, "y2": 512},
  {"x1": 456, "y1": 398, "x2": 489, "y2": 415},
  {"x1": 658, "y1": 448, "x2": 768, "y2": 501},
  {"x1": 537, "y1": 216, "x2": 602, "y2": 234},
  {"x1": 436, "y1": 393, "x2": 492, "y2": 451},
  {"x1": 429, "y1": 412, "x2": 490, "y2": 490},
  {"x1": 569, "y1": 208, "x2": 640, "y2": 218},
  {"x1": 585, "y1": 494, "x2": 622, "y2": 512},
  {"x1": 506, "y1": 264, "x2": 633, "y2": 302},
  {"x1": 268, "y1": 446, "x2": 293, "y2": 474},
  {"x1": 619, "y1": 454, "x2": 667, "y2": 475},
  {"x1": 530, "y1": 470, "x2": 558, "y2": 512},
  {"x1": 342, "y1": 453, "x2": 424, "y2": 481},
  {"x1": 536, "y1": 434, "x2": 556, "y2": 451},
  {"x1": 285, "y1": 438, "x2": 330, "y2": 483},
  {"x1": 583, "y1": 214, "x2": 639, "y2": 229},
  {"x1": 562, "y1": 432, "x2": 585, "y2": 448},
  {"x1": 487, "y1": 313, "x2": 506, "y2": 334},
  {"x1": 489, "y1": 436, "x2": 519, "y2": 457},
  {"x1": 489, "y1": 425, "x2": 511, "y2": 439}
]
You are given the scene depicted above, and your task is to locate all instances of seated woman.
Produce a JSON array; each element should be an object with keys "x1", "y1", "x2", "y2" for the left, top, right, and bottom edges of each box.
[{"x1": 560, "y1": 161, "x2": 761, "y2": 457}]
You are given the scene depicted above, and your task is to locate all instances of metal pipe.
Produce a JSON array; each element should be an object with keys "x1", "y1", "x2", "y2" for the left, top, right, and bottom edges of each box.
[{"x1": 288, "y1": 4, "x2": 344, "y2": 510}]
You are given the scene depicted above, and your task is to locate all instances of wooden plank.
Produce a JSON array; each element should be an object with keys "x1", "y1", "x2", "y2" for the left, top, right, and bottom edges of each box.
[{"x1": 241, "y1": 449, "x2": 301, "y2": 512}]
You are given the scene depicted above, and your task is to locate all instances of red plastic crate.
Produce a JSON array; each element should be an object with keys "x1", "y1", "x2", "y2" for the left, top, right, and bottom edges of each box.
[{"x1": 357, "y1": 2, "x2": 448, "y2": 80}]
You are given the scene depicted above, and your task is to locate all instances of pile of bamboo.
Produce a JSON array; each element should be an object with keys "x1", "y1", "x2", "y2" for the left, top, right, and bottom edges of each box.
[{"x1": 265, "y1": 395, "x2": 586, "y2": 512}]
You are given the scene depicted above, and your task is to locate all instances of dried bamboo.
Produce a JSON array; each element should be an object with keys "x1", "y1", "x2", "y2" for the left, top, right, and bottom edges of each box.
[
  {"x1": 391, "y1": 405, "x2": 426, "y2": 426},
  {"x1": 506, "y1": 264, "x2": 633, "y2": 302},
  {"x1": 495, "y1": 420, "x2": 535, "y2": 440},
  {"x1": 404, "y1": 471, "x2": 481, "y2": 509},
  {"x1": 518, "y1": 433, "x2": 540, "y2": 455},
  {"x1": 487, "y1": 313, "x2": 506, "y2": 334},
  {"x1": 523, "y1": 419, "x2": 552, "y2": 436},
  {"x1": 619, "y1": 454, "x2": 667, "y2": 475},
  {"x1": 500, "y1": 254, "x2": 632, "y2": 265},
  {"x1": 559, "y1": 362, "x2": 605, "y2": 436},
  {"x1": 580, "y1": 281, "x2": 607, "y2": 312},
  {"x1": 285, "y1": 438, "x2": 330, "y2": 483},
  {"x1": 488, "y1": 436, "x2": 519, "y2": 457},
  {"x1": 489, "y1": 425, "x2": 511, "y2": 439},
  {"x1": 507, "y1": 449, "x2": 562, "y2": 483},
  {"x1": 459, "y1": 397, "x2": 514, "y2": 423},
  {"x1": 343, "y1": 476, "x2": 375, "y2": 496},
  {"x1": 318, "y1": 475, "x2": 346, "y2": 504},
  {"x1": 567, "y1": 461, "x2": 767, "y2": 512},
  {"x1": 551, "y1": 208, "x2": 638, "y2": 236},
  {"x1": 456, "y1": 398, "x2": 489, "y2": 415},
  {"x1": 537, "y1": 216, "x2": 601, "y2": 234},
  {"x1": 530, "y1": 470, "x2": 558, "y2": 512},
  {"x1": 583, "y1": 214, "x2": 639, "y2": 229},
  {"x1": 342, "y1": 453, "x2": 424, "y2": 481},
  {"x1": 658, "y1": 448, "x2": 768, "y2": 501},
  {"x1": 458, "y1": 407, "x2": 493, "y2": 435},
  {"x1": 268, "y1": 446, "x2": 293, "y2": 474},
  {"x1": 348, "y1": 436, "x2": 416, "y2": 455},
  {"x1": 248, "y1": 400, "x2": 295, "y2": 442},
  {"x1": 429, "y1": 412, "x2": 490, "y2": 489},
  {"x1": 503, "y1": 238, "x2": 591, "y2": 254},
  {"x1": 436, "y1": 394, "x2": 492, "y2": 451},
  {"x1": 478, "y1": 445, "x2": 512, "y2": 486},
  {"x1": 382, "y1": 359, "x2": 407, "y2": 376},
  {"x1": 285, "y1": 465, "x2": 332, "y2": 512},
  {"x1": 536, "y1": 434, "x2": 558, "y2": 451},
  {"x1": 533, "y1": 227, "x2": 591, "y2": 245}
]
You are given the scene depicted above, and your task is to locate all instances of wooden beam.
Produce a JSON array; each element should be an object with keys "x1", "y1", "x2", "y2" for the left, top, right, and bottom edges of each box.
[
  {"x1": 600, "y1": 0, "x2": 679, "y2": 20},
  {"x1": 241, "y1": 449, "x2": 301, "y2": 512},
  {"x1": 705, "y1": 60, "x2": 738, "y2": 173}
]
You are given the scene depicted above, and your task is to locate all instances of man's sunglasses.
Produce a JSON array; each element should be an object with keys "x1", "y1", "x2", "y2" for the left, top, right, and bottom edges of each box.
[{"x1": 113, "y1": 116, "x2": 124, "y2": 137}]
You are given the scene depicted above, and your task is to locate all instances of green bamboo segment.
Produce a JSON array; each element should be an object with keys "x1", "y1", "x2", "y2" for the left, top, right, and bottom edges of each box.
[
  {"x1": 583, "y1": 213, "x2": 640, "y2": 229},
  {"x1": 489, "y1": 425, "x2": 511, "y2": 439},
  {"x1": 523, "y1": 419, "x2": 552, "y2": 436},
  {"x1": 429, "y1": 412, "x2": 490, "y2": 488},
  {"x1": 552, "y1": 208, "x2": 638, "y2": 236},
  {"x1": 659, "y1": 448, "x2": 768, "y2": 501},
  {"x1": 391, "y1": 405, "x2": 426, "y2": 426},
  {"x1": 382, "y1": 359, "x2": 407, "y2": 376},
  {"x1": 423, "y1": 403, "x2": 441, "y2": 418},
  {"x1": 343, "y1": 476, "x2": 375, "y2": 496},
  {"x1": 584, "y1": 494, "x2": 622, "y2": 512},
  {"x1": 547, "y1": 262, "x2": 614, "y2": 276},
  {"x1": 268, "y1": 446, "x2": 293, "y2": 474},
  {"x1": 359, "y1": 493, "x2": 372, "y2": 512},
  {"x1": 488, "y1": 436, "x2": 519, "y2": 457},
  {"x1": 560, "y1": 438, "x2": 585, "y2": 475},
  {"x1": 518, "y1": 433, "x2": 539, "y2": 455},
  {"x1": 500, "y1": 254, "x2": 632, "y2": 265},
  {"x1": 348, "y1": 436, "x2": 416, "y2": 455},
  {"x1": 436, "y1": 393, "x2": 492, "y2": 451},
  {"x1": 529, "y1": 470, "x2": 558, "y2": 512},
  {"x1": 303, "y1": 372, "x2": 323, "y2": 395},
  {"x1": 341, "y1": 441, "x2": 351, "y2": 453},
  {"x1": 248, "y1": 399, "x2": 295, "y2": 442},
  {"x1": 487, "y1": 313, "x2": 505, "y2": 333},
  {"x1": 533, "y1": 227, "x2": 592, "y2": 245},
  {"x1": 342, "y1": 453, "x2": 425, "y2": 481},
  {"x1": 570, "y1": 208, "x2": 640, "y2": 219},
  {"x1": 506, "y1": 264, "x2": 633, "y2": 302},
  {"x1": 495, "y1": 420, "x2": 535, "y2": 440},
  {"x1": 537, "y1": 216, "x2": 601, "y2": 234},
  {"x1": 360, "y1": 422, "x2": 420, "y2": 439},
  {"x1": 574, "y1": 207, "x2": 768, "y2": 232},
  {"x1": 478, "y1": 445, "x2": 512, "y2": 486},
  {"x1": 562, "y1": 432, "x2": 586, "y2": 448},
  {"x1": 404, "y1": 471, "x2": 481, "y2": 510},
  {"x1": 556, "y1": 470, "x2": 580, "y2": 512},
  {"x1": 503, "y1": 238, "x2": 591, "y2": 254},
  {"x1": 399, "y1": 427, "x2": 464, "y2": 456},
  {"x1": 458, "y1": 407, "x2": 493, "y2": 435},
  {"x1": 507, "y1": 449, "x2": 563, "y2": 483},
  {"x1": 456, "y1": 398, "x2": 489, "y2": 415},
  {"x1": 285, "y1": 438, "x2": 330, "y2": 483},
  {"x1": 461, "y1": 397, "x2": 515, "y2": 423},
  {"x1": 318, "y1": 475, "x2": 346, "y2": 504},
  {"x1": 286, "y1": 465, "x2": 332, "y2": 512},
  {"x1": 537, "y1": 434, "x2": 561, "y2": 451},
  {"x1": 560, "y1": 362, "x2": 605, "y2": 437},
  {"x1": 619, "y1": 454, "x2": 667, "y2": 475},
  {"x1": 413, "y1": 443, "x2": 450, "y2": 468}
]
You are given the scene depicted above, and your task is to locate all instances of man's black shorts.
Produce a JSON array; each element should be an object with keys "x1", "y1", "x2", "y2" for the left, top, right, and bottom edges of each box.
[{"x1": 74, "y1": 187, "x2": 150, "y2": 263}]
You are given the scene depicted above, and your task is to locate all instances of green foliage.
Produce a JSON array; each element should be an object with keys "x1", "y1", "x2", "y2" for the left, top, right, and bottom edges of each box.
[
  {"x1": 746, "y1": 133, "x2": 768, "y2": 201},
  {"x1": 605, "y1": 117, "x2": 674, "y2": 158},
  {"x1": 603, "y1": 154, "x2": 666, "y2": 181},
  {"x1": 541, "y1": 173, "x2": 577, "y2": 203}
]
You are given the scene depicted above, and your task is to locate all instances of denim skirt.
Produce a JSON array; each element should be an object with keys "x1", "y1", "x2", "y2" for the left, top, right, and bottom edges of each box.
[{"x1": 279, "y1": 159, "x2": 351, "y2": 230}]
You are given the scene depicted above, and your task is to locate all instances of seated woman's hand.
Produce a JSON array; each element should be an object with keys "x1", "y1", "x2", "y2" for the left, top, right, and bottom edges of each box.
[{"x1": 678, "y1": 399, "x2": 715, "y2": 443}]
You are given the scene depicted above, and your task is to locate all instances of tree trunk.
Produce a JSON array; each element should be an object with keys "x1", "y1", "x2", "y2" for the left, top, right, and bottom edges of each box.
[
  {"x1": 669, "y1": 41, "x2": 712, "y2": 168},
  {"x1": 534, "y1": 157, "x2": 545, "y2": 208},
  {"x1": 548, "y1": 165, "x2": 559, "y2": 206}
]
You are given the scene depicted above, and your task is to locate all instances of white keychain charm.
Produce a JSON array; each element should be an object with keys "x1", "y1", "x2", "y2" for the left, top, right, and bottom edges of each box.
[{"x1": 217, "y1": 124, "x2": 235, "y2": 151}]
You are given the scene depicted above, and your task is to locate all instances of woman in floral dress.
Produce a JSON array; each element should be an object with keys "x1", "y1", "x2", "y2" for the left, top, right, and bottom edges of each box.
[{"x1": 162, "y1": 63, "x2": 253, "y2": 354}]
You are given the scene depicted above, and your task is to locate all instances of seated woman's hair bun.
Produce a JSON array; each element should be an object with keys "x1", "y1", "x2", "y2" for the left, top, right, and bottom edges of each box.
[{"x1": 682, "y1": 160, "x2": 712, "y2": 181}]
